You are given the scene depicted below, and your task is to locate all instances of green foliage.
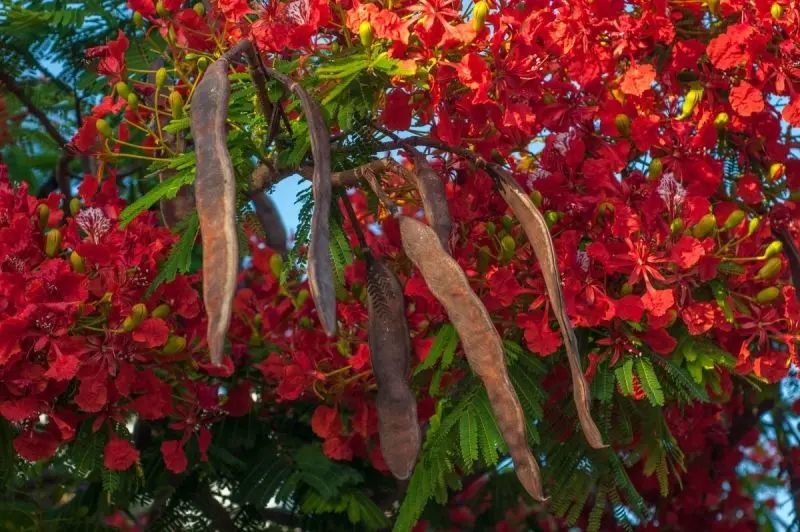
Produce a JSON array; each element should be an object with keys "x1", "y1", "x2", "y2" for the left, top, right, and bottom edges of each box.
[
  {"x1": 635, "y1": 358, "x2": 664, "y2": 406},
  {"x1": 146, "y1": 213, "x2": 200, "y2": 295}
]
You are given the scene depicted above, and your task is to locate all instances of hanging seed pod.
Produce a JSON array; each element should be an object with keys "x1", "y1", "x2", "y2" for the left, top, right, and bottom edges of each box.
[
  {"x1": 398, "y1": 214, "x2": 547, "y2": 502},
  {"x1": 366, "y1": 257, "x2": 420, "y2": 479},
  {"x1": 494, "y1": 169, "x2": 605, "y2": 450},
  {"x1": 261, "y1": 64, "x2": 336, "y2": 336},
  {"x1": 775, "y1": 229, "x2": 800, "y2": 299},
  {"x1": 190, "y1": 57, "x2": 239, "y2": 365},
  {"x1": 409, "y1": 151, "x2": 452, "y2": 252},
  {"x1": 252, "y1": 192, "x2": 288, "y2": 254}
]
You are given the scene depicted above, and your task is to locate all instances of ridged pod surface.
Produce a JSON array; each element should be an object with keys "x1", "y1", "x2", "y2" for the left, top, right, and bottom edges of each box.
[
  {"x1": 398, "y1": 215, "x2": 547, "y2": 501},
  {"x1": 365, "y1": 257, "x2": 420, "y2": 479},
  {"x1": 409, "y1": 151, "x2": 452, "y2": 252},
  {"x1": 190, "y1": 58, "x2": 238, "y2": 365}
]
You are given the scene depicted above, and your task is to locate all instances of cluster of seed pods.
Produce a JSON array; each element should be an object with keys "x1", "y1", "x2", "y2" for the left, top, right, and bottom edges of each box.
[{"x1": 188, "y1": 41, "x2": 604, "y2": 499}]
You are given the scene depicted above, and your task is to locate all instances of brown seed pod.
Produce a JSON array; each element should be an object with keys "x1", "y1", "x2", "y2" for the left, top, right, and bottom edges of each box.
[
  {"x1": 190, "y1": 58, "x2": 238, "y2": 366},
  {"x1": 261, "y1": 66, "x2": 336, "y2": 336},
  {"x1": 398, "y1": 215, "x2": 547, "y2": 502},
  {"x1": 409, "y1": 151, "x2": 452, "y2": 252},
  {"x1": 494, "y1": 169, "x2": 605, "y2": 449},
  {"x1": 366, "y1": 257, "x2": 420, "y2": 479},
  {"x1": 252, "y1": 191, "x2": 287, "y2": 254},
  {"x1": 776, "y1": 228, "x2": 800, "y2": 302}
]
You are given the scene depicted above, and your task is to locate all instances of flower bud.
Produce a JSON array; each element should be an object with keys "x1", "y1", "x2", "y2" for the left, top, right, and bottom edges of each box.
[
  {"x1": 359, "y1": 21, "x2": 373, "y2": 48},
  {"x1": 747, "y1": 217, "x2": 761, "y2": 236},
  {"x1": 133, "y1": 11, "x2": 144, "y2": 27},
  {"x1": 529, "y1": 189, "x2": 543, "y2": 208},
  {"x1": 614, "y1": 114, "x2": 631, "y2": 137},
  {"x1": 501, "y1": 215, "x2": 514, "y2": 230},
  {"x1": 764, "y1": 240, "x2": 783, "y2": 258},
  {"x1": 96, "y1": 118, "x2": 113, "y2": 138},
  {"x1": 193, "y1": 2, "x2": 205, "y2": 16},
  {"x1": 692, "y1": 214, "x2": 716, "y2": 239},
  {"x1": 131, "y1": 303, "x2": 149, "y2": 324},
  {"x1": 648, "y1": 158, "x2": 663, "y2": 180},
  {"x1": 269, "y1": 253, "x2": 283, "y2": 279},
  {"x1": 768, "y1": 162, "x2": 785, "y2": 183},
  {"x1": 155, "y1": 67, "x2": 168, "y2": 89},
  {"x1": 771, "y1": 2, "x2": 784, "y2": 19},
  {"x1": 484, "y1": 221, "x2": 496, "y2": 236},
  {"x1": 45, "y1": 230, "x2": 61, "y2": 257},
  {"x1": 127, "y1": 93, "x2": 139, "y2": 111},
  {"x1": 169, "y1": 91, "x2": 184, "y2": 119},
  {"x1": 621, "y1": 283, "x2": 634, "y2": 296},
  {"x1": 69, "y1": 197, "x2": 81, "y2": 216},
  {"x1": 477, "y1": 247, "x2": 491, "y2": 273},
  {"x1": 714, "y1": 112, "x2": 729, "y2": 130},
  {"x1": 115, "y1": 81, "x2": 131, "y2": 100},
  {"x1": 156, "y1": 0, "x2": 169, "y2": 18},
  {"x1": 670, "y1": 218, "x2": 684, "y2": 236},
  {"x1": 677, "y1": 83, "x2": 704, "y2": 120},
  {"x1": 545, "y1": 210, "x2": 560, "y2": 227},
  {"x1": 756, "y1": 257, "x2": 782, "y2": 280},
  {"x1": 37, "y1": 204, "x2": 50, "y2": 230},
  {"x1": 722, "y1": 210, "x2": 745, "y2": 231},
  {"x1": 70, "y1": 251, "x2": 85, "y2": 273},
  {"x1": 756, "y1": 286, "x2": 780, "y2": 303},
  {"x1": 151, "y1": 303, "x2": 170, "y2": 319},
  {"x1": 197, "y1": 57, "x2": 209, "y2": 72},
  {"x1": 500, "y1": 235, "x2": 516, "y2": 253},
  {"x1": 167, "y1": 26, "x2": 177, "y2": 45},
  {"x1": 162, "y1": 335, "x2": 186, "y2": 354},
  {"x1": 122, "y1": 316, "x2": 137, "y2": 332},
  {"x1": 472, "y1": 1, "x2": 489, "y2": 31}
]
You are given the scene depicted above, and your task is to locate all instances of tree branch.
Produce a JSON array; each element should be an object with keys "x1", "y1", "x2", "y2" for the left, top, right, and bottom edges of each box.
[{"x1": 0, "y1": 71, "x2": 69, "y2": 147}]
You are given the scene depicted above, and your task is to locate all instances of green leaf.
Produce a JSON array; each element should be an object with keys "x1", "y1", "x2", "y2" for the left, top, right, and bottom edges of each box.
[
  {"x1": 322, "y1": 72, "x2": 360, "y2": 105},
  {"x1": 146, "y1": 213, "x2": 199, "y2": 296},
  {"x1": 593, "y1": 366, "x2": 616, "y2": 403},
  {"x1": 458, "y1": 409, "x2": 479, "y2": 468},
  {"x1": 414, "y1": 323, "x2": 458, "y2": 376},
  {"x1": 615, "y1": 359, "x2": 634, "y2": 397},
  {"x1": 635, "y1": 358, "x2": 664, "y2": 406},
  {"x1": 163, "y1": 117, "x2": 191, "y2": 133}
]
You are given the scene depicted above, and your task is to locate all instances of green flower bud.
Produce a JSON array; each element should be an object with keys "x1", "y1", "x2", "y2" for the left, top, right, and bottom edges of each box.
[
  {"x1": 472, "y1": 1, "x2": 489, "y2": 31},
  {"x1": 677, "y1": 82, "x2": 704, "y2": 121},
  {"x1": 621, "y1": 283, "x2": 634, "y2": 296},
  {"x1": 156, "y1": 1, "x2": 169, "y2": 18},
  {"x1": 755, "y1": 257, "x2": 782, "y2": 280},
  {"x1": 648, "y1": 158, "x2": 663, "y2": 180},
  {"x1": 747, "y1": 216, "x2": 761, "y2": 237},
  {"x1": 162, "y1": 335, "x2": 186, "y2": 354},
  {"x1": 133, "y1": 11, "x2": 144, "y2": 27},
  {"x1": 545, "y1": 210, "x2": 560, "y2": 227},
  {"x1": 296, "y1": 289, "x2": 310, "y2": 308},
  {"x1": 714, "y1": 112, "x2": 729, "y2": 130},
  {"x1": 768, "y1": 162, "x2": 785, "y2": 183},
  {"x1": 670, "y1": 218, "x2": 684, "y2": 236},
  {"x1": 530, "y1": 189, "x2": 543, "y2": 208},
  {"x1": 614, "y1": 113, "x2": 631, "y2": 136},
  {"x1": 155, "y1": 67, "x2": 168, "y2": 89},
  {"x1": 500, "y1": 235, "x2": 516, "y2": 253},
  {"x1": 70, "y1": 251, "x2": 85, "y2": 273},
  {"x1": 501, "y1": 215, "x2": 514, "y2": 230},
  {"x1": 96, "y1": 118, "x2": 113, "y2": 138},
  {"x1": 692, "y1": 214, "x2": 717, "y2": 239},
  {"x1": 764, "y1": 240, "x2": 783, "y2": 258},
  {"x1": 484, "y1": 221, "x2": 496, "y2": 236},
  {"x1": 771, "y1": 2, "x2": 784, "y2": 19},
  {"x1": 127, "y1": 92, "x2": 139, "y2": 111},
  {"x1": 359, "y1": 21, "x2": 373, "y2": 48},
  {"x1": 722, "y1": 210, "x2": 745, "y2": 231},
  {"x1": 193, "y1": 2, "x2": 205, "y2": 16},
  {"x1": 169, "y1": 91, "x2": 184, "y2": 119},
  {"x1": 151, "y1": 303, "x2": 171, "y2": 319},
  {"x1": 37, "y1": 204, "x2": 50, "y2": 230},
  {"x1": 756, "y1": 286, "x2": 780, "y2": 303},
  {"x1": 69, "y1": 197, "x2": 81, "y2": 216},
  {"x1": 197, "y1": 57, "x2": 209, "y2": 72},
  {"x1": 269, "y1": 254, "x2": 283, "y2": 279},
  {"x1": 477, "y1": 247, "x2": 491, "y2": 273},
  {"x1": 115, "y1": 81, "x2": 131, "y2": 100},
  {"x1": 45, "y1": 230, "x2": 61, "y2": 257},
  {"x1": 130, "y1": 303, "x2": 149, "y2": 325}
]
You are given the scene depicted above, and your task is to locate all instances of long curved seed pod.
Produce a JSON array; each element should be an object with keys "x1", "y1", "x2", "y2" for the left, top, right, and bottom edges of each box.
[
  {"x1": 252, "y1": 191, "x2": 287, "y2": 254},
  {"x1": 366, "y1": 256, "x2": 421, "y2": 479},
  {"x1": 494, "y1": 169, "x2": 605, "y2": 449},
  {"x1": 190, "y1": 58, "x2": 238, "y2": 366},
  {"x1": 408, "y1": 151, "x2": 452, "y2": 252},
  {"x1": 261, "y1": 66, "x2": 336, "y2": 336},
  {"x1": 776, "y1": 228, "x2": 800, "y2": 302},
  {"x1": 398, "y1": 214, "x2": 547, "y2": 502}
]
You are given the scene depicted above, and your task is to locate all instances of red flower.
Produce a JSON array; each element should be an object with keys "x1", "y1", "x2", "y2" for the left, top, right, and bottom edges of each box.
[
  {"x1": 311, "y1": 405, "x2": 342, "y2": 439},
  {"x1": 671, "y1": 236, "x2": 705, "y2": 269},
  {"x1": 729, "y1": 81, "x2": 765, "y2": 117},
  {"x1": 104, "y1": 437, "x2": 140, "y2": 471},
  {"x1": 85, "y1": 30, "x2": 129, "y2": 83},
  {"x1": 132, "y1": 318, "x2": 169, "y2": 348},
  {"x1": 620, "y1": 63, "x2": 656, "y2": 97},
  {"x1": 161, "y1": 440, "x2": 188, "y2": 474}
]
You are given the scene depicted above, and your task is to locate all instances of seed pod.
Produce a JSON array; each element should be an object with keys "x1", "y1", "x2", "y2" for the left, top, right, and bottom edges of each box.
[
  {"x1": 714, "y1": 112, "x2": 729, "y2": 130},
  {"x1": 45, "y1": 231, "x2": 61, "y2": 257},
  {"x1": 366, "y1": 257, "x2": 420, "y2": 479},
  {"x1": 409, "y1": 151, "x2": 452, "y2": 252},
  {"x1": 359, "y1": 21, "x2": 373, "y2": 48},
  {"x1": 494, "y1": 171, "x2": 605, "y2": 450},
  {"x1": 253, "y1": 192, "x2": 288, "y2": 254},
  {"x1": 190, "y1": 58, "x2": 239, "y2": 365},
  {"x1": 722, "y1": 210, "x2": 745, "y2": 231},
  {"x1": 155, "y1": 67, "x2": 168, "y2": 89},
  {"x1": 614, "y1": 114, "x2": 631, "y2": 136},
  {"x1": 398, "y1": 215, "x2": 547, "y2": 501},
  {"x1": 162, "y1": 335, "x2": 187, "y2": 354},
  {"x1": 764, "y1": 240, "x2": 783, "y2": 258},
  {"x1": 96, "y1": 119, "x2": 113, "y2": 138},
  {"x1": 472, "y1": 0, "x2": 489, "y2": 31},
  {"x1": 648, "y1": 158, "x2": 663, "y2": 180},
  {"x1": 756, "y1": 286, "x2": 780, "y2": 303},
  {"x1": 70, "y1": 251, "x2": 85, "y2": 273},
  {"x1": 677, "y1": 83, "x2": 704, "y2": 120},
  {"x1": 692, "y1": 214, "x2": 716, "y2": 239},
  {"x1": 151, "y1": 304, "x2": 170, "y2": 319},
  {"x1": 115, "y1": 81, "x2": 131, "y2": 100},
  {"x1": 37, "y1": 204, "x2": 50, "y2": 230},
  {"x1": 756, "y1": 257, "x2": 782, "y2": 280},
  {"x1": 261, "y1": 65, "x2": 336, "y2": 336}
]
